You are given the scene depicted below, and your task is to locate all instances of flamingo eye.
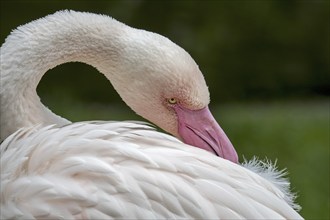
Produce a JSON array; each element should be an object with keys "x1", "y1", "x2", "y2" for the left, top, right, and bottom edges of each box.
[{"x1": 168, "y1": 98, "x2": 177, "y2": 104}]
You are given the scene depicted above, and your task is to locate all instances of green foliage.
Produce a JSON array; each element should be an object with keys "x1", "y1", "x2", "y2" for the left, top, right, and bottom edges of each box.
[
  {"x1": 1, "y1": 0, "x2": 329, "y2": 103},
  {"x1": 214, "y1": 101, "x2": 329, "y2": 219}
]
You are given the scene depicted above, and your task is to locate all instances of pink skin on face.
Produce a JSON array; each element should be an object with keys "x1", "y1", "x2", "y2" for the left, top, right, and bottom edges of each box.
[{"x1": 174, "y1": 105, "x2": 239, "y2": 163}]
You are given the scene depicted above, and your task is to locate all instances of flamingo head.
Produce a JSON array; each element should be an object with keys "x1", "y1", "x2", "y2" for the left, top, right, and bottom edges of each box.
[{"x1": 107, "y1": 27, "x2": 239, "y2": 163}]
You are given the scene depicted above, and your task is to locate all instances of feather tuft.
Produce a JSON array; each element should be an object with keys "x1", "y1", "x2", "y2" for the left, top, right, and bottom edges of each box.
[{"x1": 241, "y1": 156, "x2": 301, "y2": 211}]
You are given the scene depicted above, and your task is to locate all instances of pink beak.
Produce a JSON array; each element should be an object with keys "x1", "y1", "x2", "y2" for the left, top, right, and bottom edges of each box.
[{"x1": 174, "y1": 105, "x2": 239, "y2": 163}]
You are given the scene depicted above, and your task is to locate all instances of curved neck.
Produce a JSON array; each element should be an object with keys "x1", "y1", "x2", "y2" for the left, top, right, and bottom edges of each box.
[{"x1": 0, "y1": 11, "x2": 127, "y2": 140}]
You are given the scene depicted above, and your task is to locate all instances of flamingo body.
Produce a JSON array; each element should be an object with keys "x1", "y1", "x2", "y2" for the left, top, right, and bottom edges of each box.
[
  {"x1": 1, "y1": 122, "x2": 301, "y2": 219},
  {"x1": 0, "y1": 11, "x2": 303, "y2": 219}
]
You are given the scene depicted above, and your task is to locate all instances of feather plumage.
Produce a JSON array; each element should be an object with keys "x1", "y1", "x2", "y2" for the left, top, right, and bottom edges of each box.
[
  {"x1": 0, "y1": 10, "x2": 303, "y2": 219},
  {"x1": 1, "y1": 122, "x2": 302, "y2": 219}
]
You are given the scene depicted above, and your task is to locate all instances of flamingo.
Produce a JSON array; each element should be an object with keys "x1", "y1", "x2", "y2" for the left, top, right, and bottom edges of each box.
[{"x1": 0, "y1": 10, "x2": 303, "y2": 219}]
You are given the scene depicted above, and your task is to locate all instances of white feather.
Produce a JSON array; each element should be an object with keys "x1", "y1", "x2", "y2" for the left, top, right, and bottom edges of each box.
[
  {"x1": 1, "y1": 122, "x2": 302, "y2": 219},
  {"x1": 0, "y1": 10, "x2": 303, "y2": 219}
]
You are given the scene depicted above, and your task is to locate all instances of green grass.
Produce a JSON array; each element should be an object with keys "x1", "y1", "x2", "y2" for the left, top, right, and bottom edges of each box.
[
  {"x1": 216, "y1": 101, "x2": 329, "y2": 219},
  {"x1": 45, "y1": 99, "x2": 329, "y2": 219}
]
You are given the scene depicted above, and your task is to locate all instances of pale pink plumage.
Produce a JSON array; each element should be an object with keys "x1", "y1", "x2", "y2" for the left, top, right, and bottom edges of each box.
[{"x1": 0, "y1": 10, "x2": 303, "y2": 219}]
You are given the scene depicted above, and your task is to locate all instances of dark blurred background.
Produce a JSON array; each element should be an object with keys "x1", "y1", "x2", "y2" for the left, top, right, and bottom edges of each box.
[
  {"x1": 1, "y1": 0, "x2": 329, "y2": 103},
  {"x1": 1, "y1": 0, "x2": 329, "y2": 219}
]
